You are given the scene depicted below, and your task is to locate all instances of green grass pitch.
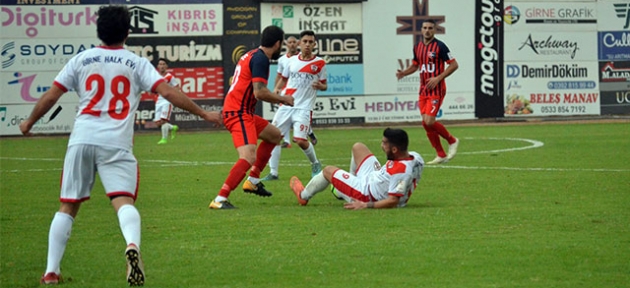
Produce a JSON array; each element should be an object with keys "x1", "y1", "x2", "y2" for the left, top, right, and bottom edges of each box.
[{"x1": 1, "y1": 121, "x2": 629, "y2": 288}]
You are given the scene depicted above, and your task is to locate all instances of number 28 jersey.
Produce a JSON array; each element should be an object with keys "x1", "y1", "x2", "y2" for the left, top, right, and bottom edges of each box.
[{"x1": 53, "y1": 47, "x2": 165, "y2": 150}]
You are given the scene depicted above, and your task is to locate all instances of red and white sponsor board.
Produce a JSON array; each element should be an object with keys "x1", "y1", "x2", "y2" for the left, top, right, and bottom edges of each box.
[
  {"x1": 140, "y1": 67, "x2": 224, "y2": 101},
  {"x1": 504, "y1": 91, "x2": 600, "y2": 116}
]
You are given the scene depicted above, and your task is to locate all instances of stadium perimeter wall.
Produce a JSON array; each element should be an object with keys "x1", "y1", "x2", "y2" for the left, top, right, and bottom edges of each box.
[{"x1": 0, "y1": 0, "x2": 628, "y2": 136}]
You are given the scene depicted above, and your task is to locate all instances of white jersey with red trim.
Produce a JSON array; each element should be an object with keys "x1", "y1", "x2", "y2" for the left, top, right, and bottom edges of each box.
[
  {"x1": 367, "y1": 151, "x2": 424, "y2": 207},
  {"x1": 54, "y1": 47, "x2": 164, "y2": 151},
  {"x1": 155, "y1": 73, "x2": 178, "y2": 106},
  {"x1": 280, "y1": 54, "x2": 327, "y2": 110}
]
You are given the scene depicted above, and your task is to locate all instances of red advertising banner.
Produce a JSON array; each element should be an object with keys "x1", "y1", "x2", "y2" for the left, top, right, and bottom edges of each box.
[{"x1": 140, "y1": 67, "x2": 224, "y2": 101}]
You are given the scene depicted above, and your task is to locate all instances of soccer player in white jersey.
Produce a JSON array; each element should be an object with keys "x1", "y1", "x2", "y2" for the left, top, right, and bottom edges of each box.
[
  {"x1": 273, "y1": 36, "x2": 319, "y2": 149},
  {"x1": 290, "y1": 128, "x2": 424, "y2": 209},
  {"x1": 18, "y1": 5, "x2": 221, "y2": 286},
  {"x1": 154, "y1": 58, "x2": 180, "y2": 144},
  {"x1": 263, "y1": 30, "x2": 327, "y2": 181}
]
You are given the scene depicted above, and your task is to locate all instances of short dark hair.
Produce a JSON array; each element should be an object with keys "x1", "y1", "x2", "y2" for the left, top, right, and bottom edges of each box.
[
  {"x1": 423, "y1": 19, "x2": 436, "y2": 26},
  {"x1": 97, "y1": 5, "x2": 131, "y2": 46},
  {"x1": 383, "y1": 128, "x2": 409, "y2": 151},
  {"x1": 261, "y1": 25, "x2": 285, "y2": 48},
  {"x1": 158, "y1": 58, "x2": 169, "y2": 65},
  {"x1": 299, "y1": 30, "x2": 315, "y2": 39}
]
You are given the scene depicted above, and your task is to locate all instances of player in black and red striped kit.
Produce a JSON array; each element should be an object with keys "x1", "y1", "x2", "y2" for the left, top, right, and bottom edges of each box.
[
  {"x1": 209, "y1": 25, "x2": 294, "y2": 209},
  {"x1": 396, "y1": 20, "x2": 460, "y2": 165}
]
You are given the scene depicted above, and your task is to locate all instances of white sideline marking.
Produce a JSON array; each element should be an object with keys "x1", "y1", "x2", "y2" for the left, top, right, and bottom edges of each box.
[
  {"x1": 0, "y1": 137, "x2": 626, "y2": 173},
  {"x1": 1, "y1": 158, "x2": 628, "y2": 173},
  {"x1": 458, "y1": 137, "x2": 544, "y2": 155},
  {"x1": 429, "y1": 165, "x2": 629, "y2": 172}
]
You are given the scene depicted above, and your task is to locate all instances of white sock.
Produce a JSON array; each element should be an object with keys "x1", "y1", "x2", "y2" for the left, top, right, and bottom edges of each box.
[
  {"x1": 45, "y1": 212, "x2": 74, "y2": 275},
  {"x1": 161, "y1": 123, "x2": 172, "y2": 139},
  {"x1": 248, "y1": 176, "x2": 260, "y2": 185},
  {"x1": 283, "y1": 134, "x2": 290, "y2": 143},
  {"x1": 301, "y1": 172, "x2": 330, "y2": 200},
  {"x1": 214, "y1": 196, "x2": 228, "y2": 203},
  {"x1": 349, "y1": 154, "x2": 357, "y2": 175},
  {"x1": 302, "y1": 143, "x2": 319, "y2": 164},
  {"x1": 117, "y1": 205, "x2": 141, "y2": 248},
  {"x1": 269, "y1": 145, "x2": 281, "y2": 176}
]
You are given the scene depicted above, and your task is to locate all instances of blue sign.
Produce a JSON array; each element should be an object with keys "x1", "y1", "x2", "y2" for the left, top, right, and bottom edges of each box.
[
  {"x1": 268, "y1": 64, "x2": 364, "y2": 96},
  {"x1": 547, "y1": 81, "x2": 597, "y2": 90},
  {"x1": 598, "y1": 31, "x2": 630, "y2": 61}
]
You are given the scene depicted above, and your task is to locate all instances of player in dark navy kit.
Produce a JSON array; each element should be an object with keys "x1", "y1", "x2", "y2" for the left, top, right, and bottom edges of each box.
[
  {"x1": 209, "y1": 25, "x2": 294, "y2": 209},
  {"x1": 396, "y1": 19, "x2": 460, "y2": 165}
]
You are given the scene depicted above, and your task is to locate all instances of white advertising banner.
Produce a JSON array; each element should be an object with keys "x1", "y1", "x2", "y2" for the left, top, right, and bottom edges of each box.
[
  {"x1": 504, "y1": 90, "x2": 600, "y2": 116},
  {"x1": 0, "y1": 38, "x2": 100, "y2": 72},
  {"x1": 504, "y1": 61, "x2": 600, "y2": 92},
  {"x1": 503, "y1": 2, "x2": 597, "y2": 31},
  {"x1": 1, "y1": 71, "x2": 81, "y2": 105},
  {"x1": 504, "y1": 31, "x2": 598, "y2": 61},
  {"x1": 503, "y1": 61, "x2": 600, "y2": 116},
  {"x1": 128, "y1": 4, "x2": 223, "y2": 37},
  {"x1": 260, "y1": 3, "x2": 362, "y2": 34},
  {"x1": 262, "y1": 95, "x2": 365, "y2": 122},
  {"x1": 1, "y1": 6, "x2": 101, "y2": 39},
  {"x1": 0, "y1": 103, "x2": 76, "y2": 136},
  {"x1": 363, "y1": 93, "x2": 474, "y2": 123},
  {"x1": 362, "y1": 0, "x2": 475, "y2": 99},
  {"x1": 596, "y1": 1, "x2": 630, "y2": 31}
]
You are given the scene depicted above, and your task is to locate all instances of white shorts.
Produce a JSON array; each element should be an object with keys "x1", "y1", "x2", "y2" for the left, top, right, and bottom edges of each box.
[
  {"x1": 271, "y1": 107, "x2": 312, "y2": 141},
  {"x1": 154, "y1": 102, "x2": 173, "y2": 122},
  {"x1": 330, "y1": 155, "x2": 381, "y2": 202},
  {"x1": 60, "y1": 144, "x2": 139, "y2": 202}
]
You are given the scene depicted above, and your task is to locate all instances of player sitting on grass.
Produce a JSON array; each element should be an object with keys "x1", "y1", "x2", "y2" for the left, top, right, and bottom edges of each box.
[{"x1": 290, "y1": 128, "x2": 424, "y2": 209}]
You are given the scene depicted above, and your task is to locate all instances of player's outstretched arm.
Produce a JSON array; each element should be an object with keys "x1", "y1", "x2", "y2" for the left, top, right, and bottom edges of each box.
[
  {"x1": 156, "y1": 82, "x2": 222, "y2": 126},
  {"x1": 20, "y1": 85, "x2": 65, "y2": 136},
  {"x1": 253, "y1": 82, "x2": 294, "y2": 106}
]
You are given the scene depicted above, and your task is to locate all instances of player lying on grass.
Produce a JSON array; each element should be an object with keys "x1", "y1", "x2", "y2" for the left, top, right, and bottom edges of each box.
[{"x1": 290, "y1": 128, "x2": 424, "y2": 209}]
